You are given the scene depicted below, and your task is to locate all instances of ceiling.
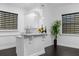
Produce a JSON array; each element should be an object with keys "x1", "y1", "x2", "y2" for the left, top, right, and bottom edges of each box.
[
  {"x1": 0, "y1": 3, "x2": 41, "y2": 10},
  {"x1": 0, "y1": 3, "x2": 67, "y2": 10},
  {"x1": 0, "y1": 3, "x2": 79, "y2": 10}
]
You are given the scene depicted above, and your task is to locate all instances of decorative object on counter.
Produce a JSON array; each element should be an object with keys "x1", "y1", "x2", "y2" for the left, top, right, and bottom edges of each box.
[
  {"x1": 37, "y1": 25, "x2": 47, "y2": 33},
  {"x1": 25, "y1": 26, "x2": 31, "y2": 34},
  {"x1": 44, "y1": 26, "x2": 47, "y2": 33},
  {"x1": 51, "y1": 20, "x2": 61, "y2": 48},
  {"x1": 25, "y1": 27, "x2": 39, "y2": 34}
]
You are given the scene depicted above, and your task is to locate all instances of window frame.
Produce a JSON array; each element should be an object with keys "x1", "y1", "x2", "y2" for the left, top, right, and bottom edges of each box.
[
  {"x1": 0, "y1": 10, "x2": 18, "y2": 32},
  {"x1": 62, "y1": 12, "x2": 79, "y2": 34}
]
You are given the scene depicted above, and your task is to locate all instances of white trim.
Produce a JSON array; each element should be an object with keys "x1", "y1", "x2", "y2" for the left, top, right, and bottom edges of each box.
[
  {"x1": 62, "y1": 34, "x2": 79, "y2": 37},
  {"x1": 0, "y1": 44, "x2": 16, "y2": 50},
  {"x1": 29, "y1": 48, "x2": 45, "y2": 56},
  {"x1": 58, "y1": 44, "x2": 79, "y2": 49},
  {"x1": 0, "y1": 30, "x2": 18, "y2": 31},
  {"x1": 0, "y1": 33, "x2": 20, "y2": 37},
  {"x1": 0, "y1": 42, "x2": 16, "y2": 50},
  {"x1": 44, "y1": 42, "x2": 53, "y2": 48}
]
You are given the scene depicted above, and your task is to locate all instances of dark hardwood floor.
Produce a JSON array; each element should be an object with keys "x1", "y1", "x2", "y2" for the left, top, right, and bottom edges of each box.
[
  {"x1": 41, "y1": 45, "x2": 79, "y2": 56},
  {"x1": 0, "y1": 45, "x2": 79, "y2": 56},
  {"x1": 0, "y1": 47, "x2": 16, "y2": 56}
]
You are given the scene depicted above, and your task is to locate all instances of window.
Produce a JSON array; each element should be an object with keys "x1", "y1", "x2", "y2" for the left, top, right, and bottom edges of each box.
[
  {"x1": 62, "y1": 12, "x2": 79, "y2": 34},
  {"x1": 0, "y1": 11, "x2": 18, "y2": 30}
]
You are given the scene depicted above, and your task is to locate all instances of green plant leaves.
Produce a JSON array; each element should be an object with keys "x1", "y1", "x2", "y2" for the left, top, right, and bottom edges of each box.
[{"x1": 51, "y1": 20, "x2": 61, "y2": 39}]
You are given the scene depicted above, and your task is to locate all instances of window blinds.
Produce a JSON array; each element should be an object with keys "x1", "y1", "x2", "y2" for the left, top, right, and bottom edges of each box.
[
  {"x1": 0, "y1": 11, "x2": 18, "y2": 30},
  {"x1": 62, "y1": 12, "x2": 79, "y2": 34}
]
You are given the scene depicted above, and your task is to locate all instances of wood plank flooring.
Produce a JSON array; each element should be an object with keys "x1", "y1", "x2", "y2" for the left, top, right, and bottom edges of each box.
[
  {"x1": 41, "y1": 45, "x2": 79, "y2": 56},
  {"x1": 0, "y1": 45, "x2": 79, "y2": 56},
  {"x1": 0, "y1": 47, "x2": 16, "y2": 56}
]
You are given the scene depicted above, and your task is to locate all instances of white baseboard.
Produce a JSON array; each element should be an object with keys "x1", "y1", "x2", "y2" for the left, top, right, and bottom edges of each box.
[
  {"x1": 44, "y1": 42, "x2": 53, "y2": 48},
  {"x1": 0, "y1": 42, "x2": 16, "y2": 50},
  {"x1": 29, "y1": 48, "x2": 45, "y2": 56},
  {"x1": 58, "y1": 44, "x2": 79, "y2": 49}
]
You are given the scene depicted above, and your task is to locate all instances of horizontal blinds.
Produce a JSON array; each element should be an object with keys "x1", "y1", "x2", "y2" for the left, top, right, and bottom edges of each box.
[
  {"x1": 0, "y1": 11, "x2": 18, "y2": 30},
  {"x1": 62, "y1": 13, "x2": 79, "y2": 34}
]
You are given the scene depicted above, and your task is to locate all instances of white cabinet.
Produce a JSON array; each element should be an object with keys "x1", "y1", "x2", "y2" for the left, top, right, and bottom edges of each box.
[{"x1": 16, "y1": 33, "x2": 47, "y2": 56}]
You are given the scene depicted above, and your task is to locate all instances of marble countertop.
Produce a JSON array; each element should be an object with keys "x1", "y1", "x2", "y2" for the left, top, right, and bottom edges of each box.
[
  {"x1": 23, "y1": 33, "x2": 47, "y2": 36},
  {"x1": 16, "y1": 33, "x2": 47, "y2": 39}
]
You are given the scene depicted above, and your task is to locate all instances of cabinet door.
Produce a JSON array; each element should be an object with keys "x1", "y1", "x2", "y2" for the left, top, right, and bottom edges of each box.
[{"x1": 24, "y1": 37, "x2": 45, "y2": 55}]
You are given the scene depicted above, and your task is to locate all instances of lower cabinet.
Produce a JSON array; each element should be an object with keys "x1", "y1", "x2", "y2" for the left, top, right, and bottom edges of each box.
[{"x1": 16, "y1": 34, "x2": 47, "y2": 56}]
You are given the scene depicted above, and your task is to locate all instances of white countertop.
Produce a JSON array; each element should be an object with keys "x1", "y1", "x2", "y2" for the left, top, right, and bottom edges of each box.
[
  {"x1": 16, "y1": 33, "x2": 47, "y2": 38},
  {"x1": 23, "y1": 33, "x2": 47, "y2": 36}
]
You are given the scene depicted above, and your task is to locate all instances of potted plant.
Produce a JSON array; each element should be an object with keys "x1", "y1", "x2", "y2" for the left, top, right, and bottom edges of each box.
[{"x1": 51, "y1": 20, "x2": 61, "y2": 48}]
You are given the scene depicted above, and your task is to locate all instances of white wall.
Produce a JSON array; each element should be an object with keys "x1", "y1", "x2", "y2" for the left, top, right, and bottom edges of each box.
[
  {"x1": 56, "y1": 4, "x2": 79, "y2": 49},
  {"x1": 42, "y1": 4, "x2": 60, "y2": 47},
  {"x1": 24, "y1": 4, "x2": 66, "y2": 48},
  {"x1": 24, "y1": 6, "x2": 56, "y2": 48},
  {"x1": 1, "y1": 3, "x2": 79, "y2": 51},
  {"x1": 44, "y1": 3, "x2": 79, "y2": 49},
  {"x1": 0, "y1": 4, "x2": 25, "y2": 50}
]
